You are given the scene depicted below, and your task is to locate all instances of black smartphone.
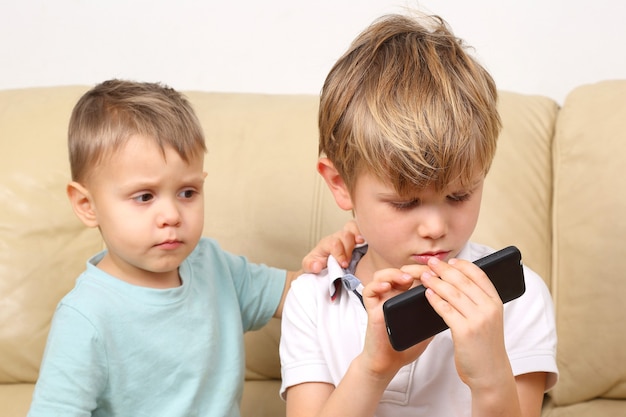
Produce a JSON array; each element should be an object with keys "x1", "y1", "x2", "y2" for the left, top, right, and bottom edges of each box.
[{"x1": 382, "y1": 246, "x2": 526, "y2": 351}]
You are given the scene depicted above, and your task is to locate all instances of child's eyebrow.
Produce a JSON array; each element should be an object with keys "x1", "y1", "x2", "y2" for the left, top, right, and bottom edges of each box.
[
  {"x1": 180, "y1": 172, "x2": 206, "y2": 185},
  {"x1": 116, "y1": 173, "x2": 205, "y2": 191}
]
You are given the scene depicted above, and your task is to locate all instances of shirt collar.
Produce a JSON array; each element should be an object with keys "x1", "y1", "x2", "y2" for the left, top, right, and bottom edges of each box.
[{"x1": 328, "y1": 244, "x2": 368, "y2": 299}]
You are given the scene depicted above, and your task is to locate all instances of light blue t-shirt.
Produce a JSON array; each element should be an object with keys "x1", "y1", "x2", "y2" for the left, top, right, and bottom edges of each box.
[{"x1": 28, "y1": 237, "x2": 286, "y2": 417}]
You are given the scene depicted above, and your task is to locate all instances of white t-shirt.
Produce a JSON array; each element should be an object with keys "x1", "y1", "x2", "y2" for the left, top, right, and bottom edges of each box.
[{"x1": 280, "y1": 242, "x2": 558, "y2": 417}]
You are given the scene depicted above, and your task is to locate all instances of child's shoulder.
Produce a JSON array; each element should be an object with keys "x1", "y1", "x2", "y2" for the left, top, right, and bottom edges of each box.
[
  {"x1": 185, "y1": 237, "x2": 233, "y2": 266},
  {"x1": 463, "y1": 241, "x2": 496, "y2": 261},
  {"x1": 193, "y1": 236, "x2": 222, "y2": 252},
  {"x1": 185, "y1": 237, "x2": 284, "y2": 286},
  {"x1": 466, "y1": 241, "x2": 549, "y2": 294},
  {"x1": 291, "y1": 255, "x2": 344, "y2": 298}
]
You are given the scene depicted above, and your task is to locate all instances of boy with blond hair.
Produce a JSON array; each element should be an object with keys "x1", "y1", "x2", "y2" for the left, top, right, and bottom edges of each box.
[
  {"x1": 28, "y1": 79, "x2": 359, "y2": 417},
  {"x1": 280, "y1": 14, "x2": 557, "y2": 417}
]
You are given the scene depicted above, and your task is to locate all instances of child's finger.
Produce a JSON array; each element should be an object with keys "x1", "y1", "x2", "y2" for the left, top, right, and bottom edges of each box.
[
  {"x1": 447, "y1": 258, "x2": 500, "y2": 299},
  {"x1": 362, "y1": 269, "x2": 413, "y2": 299},
  {"x1": 300, "y1": 228, "x2": 362, "y2": 272},
  {"x1": 399, "y1": 264, "x2": 434, "y2": 286},
  {"x1": 425, "y1": 257, "x2": 497, "y2": 306}
]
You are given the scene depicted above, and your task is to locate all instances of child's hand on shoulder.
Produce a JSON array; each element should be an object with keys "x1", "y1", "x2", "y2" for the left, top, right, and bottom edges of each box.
[{"x1": 302, "y1": 220, "x2": 364, "y2": 273}]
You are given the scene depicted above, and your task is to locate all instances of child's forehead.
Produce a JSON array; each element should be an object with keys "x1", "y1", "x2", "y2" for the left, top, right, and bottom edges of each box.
[
  {"x1": 87, "y1": 134, "x2": 204, "y2": 177},
  {"x1": 359, "y1": 166, "x2": 485, "y2": 196}
]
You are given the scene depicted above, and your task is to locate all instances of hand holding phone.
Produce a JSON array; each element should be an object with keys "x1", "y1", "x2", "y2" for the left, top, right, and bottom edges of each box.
[{"x1": 382, "y1": 246, "x2": 526, "y2": 351}]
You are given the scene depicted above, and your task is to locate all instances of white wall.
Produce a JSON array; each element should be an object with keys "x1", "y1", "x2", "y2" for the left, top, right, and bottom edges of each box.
[{"x1": 1, "y1": 0, "x2": 625, "y2": 104}]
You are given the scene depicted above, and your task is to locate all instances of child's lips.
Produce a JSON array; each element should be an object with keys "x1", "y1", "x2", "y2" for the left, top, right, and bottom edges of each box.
[
  {"x1": 412, "y1": 251, "x2": 450, "y2": 265},
  {"x1": 155, "y1": 240, "x2": 183, "y2": 250}
]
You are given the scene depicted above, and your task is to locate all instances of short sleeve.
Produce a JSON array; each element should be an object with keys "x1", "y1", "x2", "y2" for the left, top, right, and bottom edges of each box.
[
  {"x1": 28, "y1": 305, "x2": 108, "y2": 417},
  {"x1": 504, "y1": 266, "x2": 559, "y2": 391},
  {"x1": 192, "y1": 238, "x2": 287, "y2": 332}
]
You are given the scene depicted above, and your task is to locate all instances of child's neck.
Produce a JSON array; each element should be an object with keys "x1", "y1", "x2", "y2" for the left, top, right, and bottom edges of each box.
[
  {"x1": 97, "y1": 255, "x2": 182, "y2": 289},
  {"x1": 353, "y1": 253, "x2": 376, "y2": 287}
]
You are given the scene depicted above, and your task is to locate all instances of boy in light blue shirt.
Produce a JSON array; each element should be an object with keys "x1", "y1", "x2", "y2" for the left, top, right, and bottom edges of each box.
[{"x1": 27, "y1": 79, "x2": 359, "y2": 417}]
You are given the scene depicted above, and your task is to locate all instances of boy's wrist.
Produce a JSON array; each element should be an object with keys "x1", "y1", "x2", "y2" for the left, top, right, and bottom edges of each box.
[
  {"x1": 351, "y1": 352, "x2": 401, "y2": 386},
  {"x1": 467, "y1": 366, "x2": 520, "y2": 417}
]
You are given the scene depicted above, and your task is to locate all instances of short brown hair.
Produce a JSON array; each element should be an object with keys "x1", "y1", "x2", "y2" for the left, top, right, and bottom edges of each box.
[
  {"x1": 68, "y1": 79, "x2": 207, "y2": 182},
  {"x1": 319, "y1": 14, "x2": 501, "y2": 195}
]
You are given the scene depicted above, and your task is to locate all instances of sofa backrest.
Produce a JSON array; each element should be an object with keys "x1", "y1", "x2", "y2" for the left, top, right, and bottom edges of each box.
[
  {"x1": 0, "y1": 86, "x2": 103, "y2": 384},
  {"x1": 472, "y1": 91, "x2": 558, "y2": 285},
  {"x1": 2, "y1": 82, "x2": 625, "y2": 412},
  {"x1": 549, "y1": 80, "x2": 626, "y2": 407}
]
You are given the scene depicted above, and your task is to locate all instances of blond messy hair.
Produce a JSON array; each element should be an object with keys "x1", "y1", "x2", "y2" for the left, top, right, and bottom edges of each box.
[
  {"x1": 68, "y1": 79, "x2": 207, "y2": 183},
  {"x1": 319, "y1": 14, "x2": 501, "y2": 195}
]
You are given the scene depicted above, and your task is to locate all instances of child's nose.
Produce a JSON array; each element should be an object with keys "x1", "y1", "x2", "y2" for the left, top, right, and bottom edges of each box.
[
  {"x1": 157, "y1": 200, "x2": 182, "y2": 227},
  {"x1": 416, "y1": 208, "x2": 447, "y2": 239}
]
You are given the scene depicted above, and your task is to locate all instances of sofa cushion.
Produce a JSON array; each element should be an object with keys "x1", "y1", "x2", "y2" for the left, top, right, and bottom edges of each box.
[
  {"x1": 550, "y1": 80, "x2": 626, "y2": 405},
  {"x1": 543, "y1": 396, "x2": 626, "y2": 417},
  {"x1": 472, "y1": 91, "x2": 558, "y2": 286},
  {"x1": 0, "y1": 87, "x2": 103, "y2": 384},
  {"x1": 0, "y1": 384, "x2": 34, "y2": 417}
]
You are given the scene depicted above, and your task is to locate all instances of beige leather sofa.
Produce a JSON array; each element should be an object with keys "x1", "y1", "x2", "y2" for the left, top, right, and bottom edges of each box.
[{"x1": 1, "y1": 80, "x2": 625, "y2": 417}]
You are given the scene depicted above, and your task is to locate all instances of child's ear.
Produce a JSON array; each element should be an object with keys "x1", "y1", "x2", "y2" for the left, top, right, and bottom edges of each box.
[
  {"x1": 66, "y1": 181, "x2": 99, "y2": 228},
  {"x1": 317, "y1": 158, "x2": 353, "y2": 211}
]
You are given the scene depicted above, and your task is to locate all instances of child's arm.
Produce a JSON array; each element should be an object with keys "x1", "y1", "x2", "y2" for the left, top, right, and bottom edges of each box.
[
  {"x1": 274, "y1": 221, "x2": 363, "y2": 318},
  {"x1": 419, "y1": 257, "x2": 547, "y2": 417},
  {"x1": 284, "y1": 268, "x2": 432, "y2": 417},
  {"x1": 283, "y1": 259, "x2": 548, "y2": 417}
]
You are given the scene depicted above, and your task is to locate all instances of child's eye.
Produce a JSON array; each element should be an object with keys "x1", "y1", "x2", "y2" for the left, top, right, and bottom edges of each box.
[
  {"x1": 447, "y1": 193, "x2": 471, "y2": 203},
  {"x1": 133, "y1": 193, "x2": 153, "y2": 203},
  {"x1": 391, "y1": 199, "x2": 420, "y2": 210},
  {"x1": 178, "y1": 189, "x2": 197, "y2": 199}
]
